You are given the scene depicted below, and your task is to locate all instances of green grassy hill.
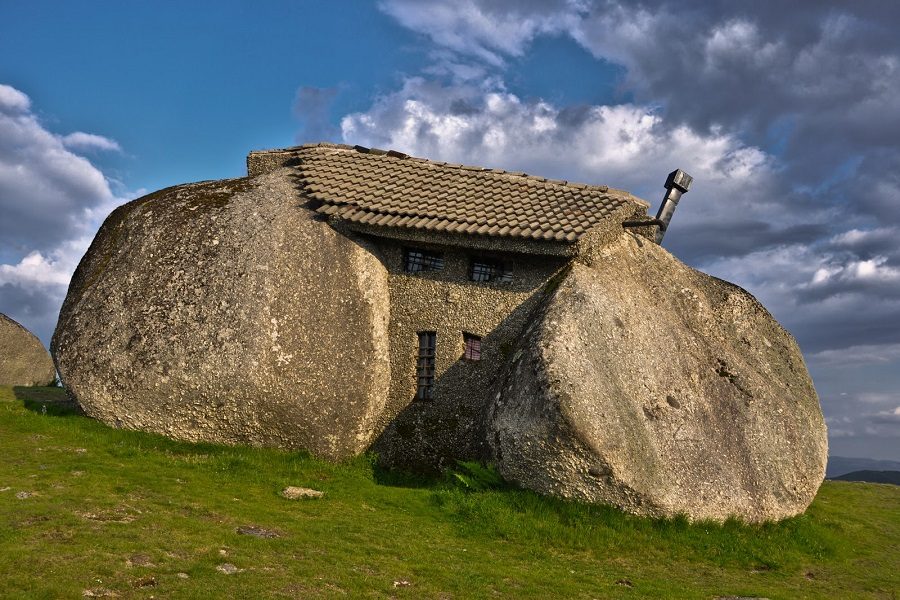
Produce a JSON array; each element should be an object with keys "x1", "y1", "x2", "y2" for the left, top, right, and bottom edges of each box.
[{"x1": 1, "y1": 386, "x2": 897, "y2": 599}]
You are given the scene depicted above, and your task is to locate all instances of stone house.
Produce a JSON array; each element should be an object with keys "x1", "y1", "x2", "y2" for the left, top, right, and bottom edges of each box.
[
  {"x1": 247, "y1": 143, "x2": 653, "y2": 469},
  {"x1": 54, "y1": 142, "x2": 826, "y2": 521}
]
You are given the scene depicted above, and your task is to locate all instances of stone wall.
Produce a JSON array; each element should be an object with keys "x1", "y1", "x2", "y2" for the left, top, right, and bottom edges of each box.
[{"x1": 367, "y1": 237, "x2": 568, "y2": 470}]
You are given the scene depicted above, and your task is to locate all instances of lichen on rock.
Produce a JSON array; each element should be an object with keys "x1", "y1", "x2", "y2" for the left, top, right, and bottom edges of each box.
[
  {"x1": 487, "y1": 232, "x2": 828, "y2": 523},
  {"x1": 52, "y1": 169, "x2": 391, "y2": 460}
]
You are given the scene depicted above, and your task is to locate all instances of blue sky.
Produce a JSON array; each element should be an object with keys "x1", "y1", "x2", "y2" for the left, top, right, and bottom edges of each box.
[
  {"x1": 0, "y1": 1, "x2": 426, "y2": 190},
  {"x1": 1, "y1": 0, "x2": 899, "y2": 460}
]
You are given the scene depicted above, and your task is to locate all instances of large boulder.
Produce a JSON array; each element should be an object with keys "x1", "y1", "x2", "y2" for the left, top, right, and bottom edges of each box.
[
  {"x1": 487, "y1": 233, "x2": 827, "y2": 522},
  {"x1": 0, "y1": 313, "x2": 56, "y2": 386},
  {"x1": 52, "y1": 169, "x2": 391, "y2": 460}
]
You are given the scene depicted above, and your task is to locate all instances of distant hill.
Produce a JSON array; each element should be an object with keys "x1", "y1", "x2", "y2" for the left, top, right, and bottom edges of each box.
[
  {"x1": 832, "y1": 470, "x2": 900, "y2": 485},
  {"x1": 827, "y1": 456, "x2": 900, "y2": 478}
]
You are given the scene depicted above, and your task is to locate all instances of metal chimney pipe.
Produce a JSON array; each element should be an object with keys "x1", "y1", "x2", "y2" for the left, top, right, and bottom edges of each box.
[{"x1": 654, "y1": 169, "x2": 692, "y2": 244}]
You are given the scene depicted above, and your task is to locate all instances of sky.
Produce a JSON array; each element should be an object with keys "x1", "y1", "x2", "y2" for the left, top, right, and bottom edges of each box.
[{"x1": 1, "y1": 0, "x2": 898, "y2": 461}]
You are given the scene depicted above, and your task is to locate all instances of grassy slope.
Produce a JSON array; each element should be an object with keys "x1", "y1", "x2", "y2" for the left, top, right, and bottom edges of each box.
[{"x1": 1, "y1": 386, "x2": 897, "y2": 599}]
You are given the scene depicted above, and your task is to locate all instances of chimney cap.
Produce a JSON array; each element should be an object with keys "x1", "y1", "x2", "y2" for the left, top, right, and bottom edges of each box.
[{"x1": 665, "y1": 169, "x2": 693, "y2": 193}]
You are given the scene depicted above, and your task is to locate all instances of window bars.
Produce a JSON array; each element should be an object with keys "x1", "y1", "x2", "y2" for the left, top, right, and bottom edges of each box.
[
  {"x1": 469, "y1": 258, "x2": 512, "y2": 283},
  {"x1": 416, "y1": 331, "x2": 436, "y2": 400},
  {"x1": 463, "y1": 333, "x2": 482, "y2": 361},
  {"x1": 404, "y1": 248, "x2": 444, "y2": 273}
]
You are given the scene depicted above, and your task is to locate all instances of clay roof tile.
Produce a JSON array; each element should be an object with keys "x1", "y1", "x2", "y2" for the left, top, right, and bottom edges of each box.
[{"x1": 262, "y1": 143, "x2": 645, "y2": 244}]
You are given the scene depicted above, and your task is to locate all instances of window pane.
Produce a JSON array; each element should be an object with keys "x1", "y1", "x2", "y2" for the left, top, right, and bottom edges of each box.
[
  {"x1": 469, "y1": 258, "x2": 511, "y2": 282},
  {"x1": 464, "y1": 333, "x2": 482, "y2": 361},
  {"x1": 416, "y1": 331, "x2": 436, "y2": 400},
  {"x1": 405, "y1": 248, "x2": 444, "y2": 273}
]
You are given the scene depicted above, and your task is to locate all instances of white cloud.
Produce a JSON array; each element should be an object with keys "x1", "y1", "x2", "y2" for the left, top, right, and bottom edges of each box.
[
  {"x1": 378, "y1": 0, "x2": 585, "y2": 68},
  {"x1": 0, "y1": 88, "x2": 117, "y2": 254},
  {"x1": 340, "y1": 77, "x2": 773, "y2": 202},
  {"x1": 361, "y1": 0, "x2": 900, "y2": 460},
  {"x1": 0, "y1": 84, "x2": 130, "y2": 344},
  {"x1": 0, "y1": 251, "x2": 75, "y2": 287},
  {"x1": 61, "y1": 132, "x2": 122, "y2": 152},
  {"x1": 0, "y1": 83, "x2": 30, "y2": 112}
]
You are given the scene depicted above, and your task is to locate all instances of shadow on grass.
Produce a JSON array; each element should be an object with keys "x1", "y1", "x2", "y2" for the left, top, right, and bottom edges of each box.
[
  {"x1": 13, "y1": 385, "x2": 85, "y2": 418},
  {"x1": 372, "y1": 462, "x2": 445, "y2": 489},
  {"x1": 371, "y1": 459, "x2": 509, "y2": 492}
]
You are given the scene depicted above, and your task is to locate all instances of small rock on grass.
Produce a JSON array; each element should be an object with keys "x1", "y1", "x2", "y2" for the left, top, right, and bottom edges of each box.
[
  {"x1": 281, "y1": 486, "x2": 324, "y2": 500},
  {"x1": 82, "y1": 589, "x2": 119, "y2": 598},
  {"x1": 216, "y1": 563, "x2": 242, "y2": 575},
  {"x1": 236, "y1": 525, "x2": 281, "y2": 538},
  {"x1": 126, "y1": 554, "x2": 154, "y2": 567},
  {"x1": 15, "y1": 491, "x2": 33, "y2": 500},
  {"x1": 132, "y1": 575, "x2": 156, "y2": 588},
  {"x1": 176, "y1": 572, "x2": 190, "y2": 579}
]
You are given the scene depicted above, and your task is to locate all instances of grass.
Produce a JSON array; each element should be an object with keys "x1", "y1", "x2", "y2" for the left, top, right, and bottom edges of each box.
[{"x1": 1, "y1": 386, "x2": 897, "y2": 599}]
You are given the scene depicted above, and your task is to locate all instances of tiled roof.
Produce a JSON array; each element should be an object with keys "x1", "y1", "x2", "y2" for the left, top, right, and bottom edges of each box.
[{"x1": 276, "y1": 143, "x2": 648, "y2": 243}]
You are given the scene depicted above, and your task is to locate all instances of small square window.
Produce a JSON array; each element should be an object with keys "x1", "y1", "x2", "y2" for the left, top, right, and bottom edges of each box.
[
  {"x1": 463, "y1": 333, "x2": 482, "y2": 361},
  {"x1": 469, "y1": 257, "x2": 512, "y2": 283},
  {"x1": 404, "y1": 248, "x2": 444, "y2": 273}
]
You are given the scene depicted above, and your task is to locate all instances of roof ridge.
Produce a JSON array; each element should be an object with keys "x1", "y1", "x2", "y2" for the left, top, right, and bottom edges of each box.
[{"x1": 248, "y1": 142, "x2": 354, "y2": 155}]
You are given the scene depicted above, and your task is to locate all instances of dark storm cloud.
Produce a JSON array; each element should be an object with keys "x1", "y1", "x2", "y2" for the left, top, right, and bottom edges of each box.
[
  {"x1": 377, "y1": 0, "x2": 900, "y2": 332},
  {"x1": 373, "y1": 0, "x2": 900, "y2": 458},
  {"x1": 669, "y1": 221, "x2": 829, "y2": 263}
]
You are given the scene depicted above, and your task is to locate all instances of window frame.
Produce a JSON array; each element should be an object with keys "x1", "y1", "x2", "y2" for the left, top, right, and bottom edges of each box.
[
  {"x1": 468, "y1": 256, "x2": 513, "y2": 283},
  {"x1": 403, "y1": 247, "x2": 445, "y2": 274},
  {"x1": 415, "y1": 331, "x2": 437, "y2": 401},
  {"x1": 463, "y1": 332, "x2": 482, "y2": 361}
]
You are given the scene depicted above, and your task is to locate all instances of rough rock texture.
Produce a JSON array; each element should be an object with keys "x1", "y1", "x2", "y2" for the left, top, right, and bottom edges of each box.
[
  {"x1": 0, "y1": 313, "x2": 56, "y2": 386},
  {"x1": 52, "y1": 169, "x2": 391, "y2": 460},
  {"x1": 487, "y1": 233, "x2": 827, "y2": 522}
]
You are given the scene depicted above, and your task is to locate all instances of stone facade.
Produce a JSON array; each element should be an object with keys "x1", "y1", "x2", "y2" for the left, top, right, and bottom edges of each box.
[{"x1": 364, "y1": 234, "x2": 567, "y2": 470}]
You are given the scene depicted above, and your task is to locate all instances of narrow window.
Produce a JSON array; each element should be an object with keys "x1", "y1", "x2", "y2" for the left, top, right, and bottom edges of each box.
[
  {"x1": 404, "y1": 248, "x2": 444, "y2": 273},
  {"x1": 416, "y1": 331, "x2": 436, "y2": 400},
  {"x1": 463, "y1": 333, "x2": 482, "y2": 361},
  {"x1": 469, "y1": 257, "x2": 512, "y2": 283}
]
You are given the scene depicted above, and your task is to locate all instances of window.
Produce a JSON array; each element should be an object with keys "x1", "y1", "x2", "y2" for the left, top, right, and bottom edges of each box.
[
  {"x1": 404, "y1": 248, "x2": 444, "y2": 273},
  {"x1": 463, "y1": 333, "x2": 482, "y2": 361},
  {"x1": 469, "y1": 257, "x2": 512, "y2": 283},
  {"x1": 416, "y1": 331, "x2": 436, "y2": 400}
]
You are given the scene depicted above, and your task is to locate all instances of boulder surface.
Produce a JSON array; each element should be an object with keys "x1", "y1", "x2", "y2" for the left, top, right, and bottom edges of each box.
[
  {"x1": 52, "y1": 169, "x2": 391, "y2": 459},
  {"x1": 487, "y1": 233, "x2": 827, "y2": 522},
  {"x1": 0, "y1": 313, "x2": 56, "y2": 386}
]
